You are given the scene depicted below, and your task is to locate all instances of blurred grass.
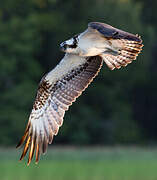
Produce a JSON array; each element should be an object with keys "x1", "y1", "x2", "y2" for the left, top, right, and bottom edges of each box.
[{"x1": 0, "y1": 146, "x2": 157, "y2": 180}]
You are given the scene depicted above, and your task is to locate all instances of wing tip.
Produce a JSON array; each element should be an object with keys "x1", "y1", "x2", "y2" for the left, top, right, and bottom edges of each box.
[{"x1": 16, "y1": 122, "x2": 31, "y2": 148}]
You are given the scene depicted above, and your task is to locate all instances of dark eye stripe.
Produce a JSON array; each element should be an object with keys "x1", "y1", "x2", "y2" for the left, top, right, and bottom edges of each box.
[{"x1": 68, "y1": 44, "x2": 77, "y2": 48}]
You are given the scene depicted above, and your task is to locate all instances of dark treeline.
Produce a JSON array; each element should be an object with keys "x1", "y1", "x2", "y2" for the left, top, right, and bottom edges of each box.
[{"x1": 0, "y1": 0, "x2": 156, "y2": 145}]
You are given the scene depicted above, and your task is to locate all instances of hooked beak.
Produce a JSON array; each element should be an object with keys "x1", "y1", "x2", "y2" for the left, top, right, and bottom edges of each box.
[{"x1": 60, "y1": 41, "x2": 67, "y2": 52}]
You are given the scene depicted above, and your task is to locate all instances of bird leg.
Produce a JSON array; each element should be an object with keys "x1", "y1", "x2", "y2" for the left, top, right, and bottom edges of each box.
[{"x1": 103, "y1": 48, "x2": 119, "y2": 56}]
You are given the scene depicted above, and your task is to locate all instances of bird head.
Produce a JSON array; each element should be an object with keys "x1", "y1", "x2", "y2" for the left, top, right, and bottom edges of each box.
[{"x1": 60, "y1": 34, "x2": 80, "y2": 54}]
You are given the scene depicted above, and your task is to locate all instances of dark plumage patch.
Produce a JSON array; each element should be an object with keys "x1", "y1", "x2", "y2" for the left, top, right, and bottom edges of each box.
[
  {"x1": 33, "y1": 80, "x2": 51, "y2": 110},
  {"x1": 89, "y1": 22, "x2": 142, "y2": 42},
  {"x1": 50, "y1": 56, "x2": 102, "y2": 95}
]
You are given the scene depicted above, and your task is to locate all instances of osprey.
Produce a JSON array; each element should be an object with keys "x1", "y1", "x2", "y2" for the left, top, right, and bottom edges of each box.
[{"x1": 17, "y1": 22, "x2": 143, "y2": 165}]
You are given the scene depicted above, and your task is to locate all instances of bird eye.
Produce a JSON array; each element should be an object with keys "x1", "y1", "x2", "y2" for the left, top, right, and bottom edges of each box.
[{"x1": 63, "y1": 44, "x2": 67, "y2": 49}]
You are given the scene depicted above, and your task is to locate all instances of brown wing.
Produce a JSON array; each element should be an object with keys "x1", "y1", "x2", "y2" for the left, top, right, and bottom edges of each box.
[
  {"x1": 88, "y1": 22, "x2": 143, "y2": 69},
  {"x1": 88, "y1": 22, "x2": 141, "y2": 42},
  {"x1": 16, "y1": 56, "x2": 103, "y2": 165},
  {"x1": 101, "y1": 38, "x2": 143, "y2": 70}
]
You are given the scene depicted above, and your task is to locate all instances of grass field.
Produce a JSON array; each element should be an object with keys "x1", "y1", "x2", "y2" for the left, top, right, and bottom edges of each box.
[{"x1": 0, "y1": 146, "x2": 157, "y2": 180}]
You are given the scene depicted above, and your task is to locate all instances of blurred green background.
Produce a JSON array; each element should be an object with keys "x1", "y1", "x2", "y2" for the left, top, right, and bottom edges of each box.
[{"x1": 0, "y1": 0, "x2": 157, "y2": 179}]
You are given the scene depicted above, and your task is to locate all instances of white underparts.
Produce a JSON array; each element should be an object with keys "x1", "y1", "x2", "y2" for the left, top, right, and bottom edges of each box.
[{"x1": 45, "y1": 54, "x2": 86, "y2": 84}]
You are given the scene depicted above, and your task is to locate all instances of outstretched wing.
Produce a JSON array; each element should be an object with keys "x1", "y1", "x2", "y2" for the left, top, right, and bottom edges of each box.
[
  {"x1": 101, "y1": 38, "x2": 143, "y2": 70},
  {"x1": 88, "y1": 22, "x2": 143, "y2": 70},
  {"x1": 17, "y1": 55, "x2": 103, "y2": 165}
]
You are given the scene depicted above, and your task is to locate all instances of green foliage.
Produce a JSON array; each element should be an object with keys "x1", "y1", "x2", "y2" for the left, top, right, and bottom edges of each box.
[{"x1": 0, "y1": 0, "x2": 155, "y2": 145}]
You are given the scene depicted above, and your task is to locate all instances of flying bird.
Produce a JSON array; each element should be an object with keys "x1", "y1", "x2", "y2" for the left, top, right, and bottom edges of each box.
[{"x1": 17, "y1": 22, "x2": 143, "y2": 165}]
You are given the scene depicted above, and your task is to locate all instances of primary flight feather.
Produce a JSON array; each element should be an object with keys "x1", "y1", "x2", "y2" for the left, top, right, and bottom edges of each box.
[{"x1": 17, "y1": 22, "x2": 143, "y2": 165}]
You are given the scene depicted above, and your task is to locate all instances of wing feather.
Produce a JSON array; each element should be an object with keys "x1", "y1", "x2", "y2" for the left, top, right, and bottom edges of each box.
[
  {"x1": 17, "y1": 55, "x2": 103, "y2": 164},
  {"x1": 88, "y1": 22, "x2": 141, "y2": 42},
  {"x1": 101, "y1": 38, "x2": 143, "y2": 70},
  {"x1": 88, "y1": 22, "x2": 143, "y2": 69}
]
